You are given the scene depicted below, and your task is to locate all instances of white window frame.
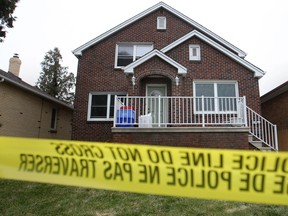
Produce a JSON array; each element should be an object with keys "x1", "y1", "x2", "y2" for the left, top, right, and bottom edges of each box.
[
  {"x1": 189, "y1": 45, "x2": 201, "y2": 61},
  {"x1": 157, "y1": 16, "x2": 166, "y2": 30},
  {"x1": 193, "y1": 80, "x2": 239, "y2": 114},
  {"x1": 87, "y1": 92, "x2": 127, "y2": 121},
  {"x1": 115, "y1": 43, "x2": 153, "y2": 68}
]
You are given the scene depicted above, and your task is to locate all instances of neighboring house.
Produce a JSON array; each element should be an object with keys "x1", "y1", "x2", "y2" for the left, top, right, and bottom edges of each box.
[
  {"x1": 261, "y1": 81, "x2": 288, "y2": 151},
  {"x1": 0, "y1": 55, "x2": 73, "y2": 140},
  {"x1": 72, "y1": 2, "x2": 278, "y2": 151}
]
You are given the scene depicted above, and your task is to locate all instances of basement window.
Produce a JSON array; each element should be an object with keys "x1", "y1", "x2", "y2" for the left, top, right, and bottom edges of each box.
[{"x1": 157, "y1": 16, "x2": 166, "y2": 30}]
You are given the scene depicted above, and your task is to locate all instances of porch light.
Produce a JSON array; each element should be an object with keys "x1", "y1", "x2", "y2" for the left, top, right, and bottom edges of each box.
[
  {"x1": 175, "y1": 76, "x2": 179, "y2": 86},
  {"x1": 132, "y1": 75, "x2": 136, "y2": 86}
]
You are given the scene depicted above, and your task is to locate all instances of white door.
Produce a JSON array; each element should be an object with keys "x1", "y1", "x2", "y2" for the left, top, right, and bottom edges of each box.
[{"x1": 147, "y1": 85, "x2": 167, "y2": 127}]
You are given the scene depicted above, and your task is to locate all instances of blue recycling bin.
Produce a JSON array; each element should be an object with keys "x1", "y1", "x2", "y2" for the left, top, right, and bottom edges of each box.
[{"x1": 116, "y1": 106, "x2": 135, "y2": 127}]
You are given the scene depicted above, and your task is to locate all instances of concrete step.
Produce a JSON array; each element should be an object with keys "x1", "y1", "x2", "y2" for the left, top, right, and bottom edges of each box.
[
  {"x1": 249, "y1": 140, "x2": 273, "y2": 152},
  {"x1": 249, "y1": 141, "x2": 263, "y2": 148}
]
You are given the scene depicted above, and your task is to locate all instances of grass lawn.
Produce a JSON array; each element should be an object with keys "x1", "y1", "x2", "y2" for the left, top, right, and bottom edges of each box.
[{"x1": 0, "y1": 179, "x2": 288, "y2": 216}]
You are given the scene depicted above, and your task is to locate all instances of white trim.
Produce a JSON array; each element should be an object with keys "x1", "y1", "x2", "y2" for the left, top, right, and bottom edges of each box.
[
  {"x1": 123, "y1": 49, "x2": 187, "y2": 75},
  {"x1": 161, "y1": 30, "x2": 264, "y2": 78},
  {"x1": 72, "y1": 2, "x2": 246, "y2": 58}
]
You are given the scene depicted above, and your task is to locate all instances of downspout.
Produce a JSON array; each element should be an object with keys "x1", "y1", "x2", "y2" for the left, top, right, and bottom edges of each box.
[{"x1": 0, "y1": 77, "x2": 4, "y2": 83}]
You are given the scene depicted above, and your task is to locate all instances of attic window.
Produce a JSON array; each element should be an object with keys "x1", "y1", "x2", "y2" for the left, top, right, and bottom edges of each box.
[
  {"x1": 189, "y1": 45, "x2": 201, "y2": 61},
  {"x1": 157, "y1": 16, "x2": 166, "y2": 30}
]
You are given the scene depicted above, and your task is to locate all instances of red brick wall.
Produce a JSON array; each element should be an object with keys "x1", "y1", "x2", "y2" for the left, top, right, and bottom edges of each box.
[
  {"x1": 261, "y1": 91, "x2": 288, "y2": 151},
  {"x1": 112, "y1": 131, "x2": 250, "y2": 149},
  {"x1": 72, "y1": 8, "x2": 261, "y2": 145}
]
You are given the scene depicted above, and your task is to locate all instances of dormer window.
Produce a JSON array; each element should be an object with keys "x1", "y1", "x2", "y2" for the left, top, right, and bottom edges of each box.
[
  {"x1": 157, "y1": 16, "x2": 166, "y2": 30},
  {"x1": 189, "y1": 45, "x2": 201, "y2": 61},
  {"x1": 115, "y1": 43, "x2": 153, "y2": 67}
]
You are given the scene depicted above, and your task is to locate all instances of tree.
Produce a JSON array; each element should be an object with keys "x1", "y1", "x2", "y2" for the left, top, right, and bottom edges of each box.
[
  {"x1": 0, "y1": 0, "x2": 19, "y2": 42},
  {"x1": 36, "y1": 47, "x2": 76, "y2": 104}
]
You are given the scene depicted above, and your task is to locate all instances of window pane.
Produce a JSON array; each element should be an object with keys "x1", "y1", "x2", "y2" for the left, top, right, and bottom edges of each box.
[
  {"x1": 217, "y1": 84, "x2": 236, "y2": 97},
  {"x1": 91, "y1": 95, "x2": 108, "y2": 118},
  {"x1": 118, "y1": 45, "x2": 133, "y2": 56},
  {"x1": 50, "y1": 108, "x2": 57, "y2": 129},
  {"x1": 192, "y1": 48, "x2": 197, "y2": 56},
  {"x1": 117, "y1": 45, "x2": 133, "y2": 66},
  {"x1": 136, "y1": 45, "x2": 152, "y2": 59},
  {"x1": 91, "y1": 107, "x2": 107, "y2": 118},
  {"x1": 195, "y1": 84, "x2": 214, "y2": 96},
  {"x1": 92, "y1": 95, "x2": 107, "y2": 105},
  {"x1": 195, "y1": 84, "x2": 215, "y2": 111},
  {"x1": 217, "y1": 84, "x2": 236, "y2": 111}
]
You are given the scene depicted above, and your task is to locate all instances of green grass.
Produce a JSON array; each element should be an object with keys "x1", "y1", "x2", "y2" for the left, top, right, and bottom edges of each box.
[{"x1": 0, "y1": 179, "x2": 288, "y2": 216}]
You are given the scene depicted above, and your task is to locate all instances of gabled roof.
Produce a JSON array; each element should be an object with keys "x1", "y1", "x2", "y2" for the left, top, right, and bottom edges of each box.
[
  {"x1": 73, "y1": 2, "x2": 246, "y2": 58},
  {"x1": 123, "y1": 49, "x2": 187, "y2": 75},
  {"x1": 161, "y1": 30, "x2": 265, "y2": 78},
  {"x1": 0, "y1": 69, "x2": 73, "y2": 109}
]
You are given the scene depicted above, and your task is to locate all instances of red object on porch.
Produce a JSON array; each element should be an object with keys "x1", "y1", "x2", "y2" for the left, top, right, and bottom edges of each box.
[{"x1": 120, "y1": 106, "x2": 135, "y2": 110}]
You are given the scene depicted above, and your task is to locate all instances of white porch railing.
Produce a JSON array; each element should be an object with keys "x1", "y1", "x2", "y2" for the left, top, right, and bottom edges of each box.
[
  {"x1": 246, "y1": 106, "x2": 278, "y2": 151},
  {"x1": 113, "y1": 95, "x2": 278, "y2": 151},
  {"x1": 114, "y1": 96, "x2": 247, "y2": 127}
]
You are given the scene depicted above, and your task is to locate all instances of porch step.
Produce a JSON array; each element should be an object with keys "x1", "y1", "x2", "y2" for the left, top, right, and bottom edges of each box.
[
  {"x1": 250, "y1": 142, "x2": 272, "y2": 151},
  {"x1": 248, "y1": 135, "x2": 273, "y2": 151}
]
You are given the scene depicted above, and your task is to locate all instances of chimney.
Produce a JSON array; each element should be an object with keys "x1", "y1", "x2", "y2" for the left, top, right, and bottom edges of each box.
[{"x1": 8, "y1": 53, "x2": 22, "y2": 76}]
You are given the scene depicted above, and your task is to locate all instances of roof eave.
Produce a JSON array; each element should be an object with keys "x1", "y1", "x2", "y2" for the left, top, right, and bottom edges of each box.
[
  {"x1": 0, "y1": 74, "x2": 74, "y2": 109},
  {"x1": 161, "y1": 30, "x2": 264, "y2": 78},
  {"x1": 72, "y1": 2, "x2": 246, "y2": 58}
]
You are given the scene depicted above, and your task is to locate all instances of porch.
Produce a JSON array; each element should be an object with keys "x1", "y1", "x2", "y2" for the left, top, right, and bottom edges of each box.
[{"x1": 112, "y1": 96, "x2": 278, "y2": 151}]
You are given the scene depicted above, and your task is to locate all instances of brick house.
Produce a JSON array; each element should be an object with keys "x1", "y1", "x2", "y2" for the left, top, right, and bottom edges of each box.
[
  {"x1": 0, "y1": 55, "x2": 73, "y2": 139},
  {"x1": 72, "y1": 2, "x2": 278, "y2": 151},
  {"x1": 261, "y1": 81, "x2": 288, "y2": 151}
]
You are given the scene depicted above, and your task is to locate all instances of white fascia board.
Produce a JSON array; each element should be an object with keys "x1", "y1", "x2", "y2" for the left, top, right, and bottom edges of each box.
[
  {"x1": 124, "y1": 49, "x2": 187, "y2": 75},
  {"x1": 161, "y1": 30, "x2": 264, "y2": 78},
  {"x1": 73, "y1": 2, "x2": 246, "y2": 58}
]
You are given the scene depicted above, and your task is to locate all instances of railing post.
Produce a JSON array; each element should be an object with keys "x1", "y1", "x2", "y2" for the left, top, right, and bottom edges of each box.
[
  {"x1": 113, "y1": 96, "x2": 118, "y2": 127},
  {"x1": 202, "y1": 95, "x2": 205, "y2": 127},
  {"x1": 242, "y1": 96, "x2": 248, "y2": 127},
  {"x1": 274, "y1": 124, "x2": 279, "y2": 151},
  {"x1": 158, "y1": 95, "x2": 161, "y2": 127}
]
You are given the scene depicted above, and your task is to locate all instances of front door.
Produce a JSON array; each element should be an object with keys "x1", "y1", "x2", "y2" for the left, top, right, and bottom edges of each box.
[{"x1": 147, "y1": 85, "x2": 167, "y2": 127}]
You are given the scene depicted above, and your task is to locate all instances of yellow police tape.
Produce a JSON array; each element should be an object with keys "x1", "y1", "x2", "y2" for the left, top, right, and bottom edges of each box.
[{"x1": 0, "y1": 136, "x2": 287, "y2": 205}]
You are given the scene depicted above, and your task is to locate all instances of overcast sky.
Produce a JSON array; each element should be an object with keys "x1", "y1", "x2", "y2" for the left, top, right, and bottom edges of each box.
[{"x1": 0, "y1": 0, "x2": 287, "y2": 96}]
